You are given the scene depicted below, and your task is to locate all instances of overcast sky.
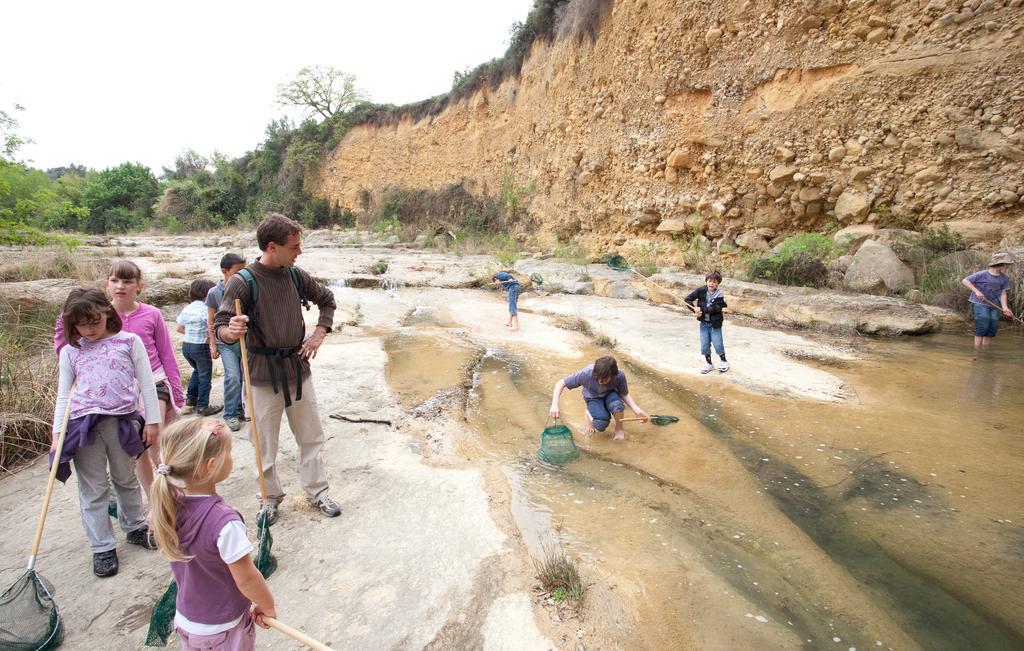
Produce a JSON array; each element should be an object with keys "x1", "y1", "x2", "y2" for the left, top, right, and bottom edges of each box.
[{"x1": 1, "y1": 0, "x2": 533, "y2": 173}]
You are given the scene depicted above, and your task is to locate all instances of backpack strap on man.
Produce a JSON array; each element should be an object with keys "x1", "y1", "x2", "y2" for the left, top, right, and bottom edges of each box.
[{"x1": 290, "y1": 267, "x2": 311, "y2": 311}]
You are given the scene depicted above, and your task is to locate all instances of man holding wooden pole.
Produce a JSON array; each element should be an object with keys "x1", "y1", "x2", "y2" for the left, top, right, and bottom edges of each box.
[{"x1": 215, "y1": 212, "x2": 341, "y2": 525}]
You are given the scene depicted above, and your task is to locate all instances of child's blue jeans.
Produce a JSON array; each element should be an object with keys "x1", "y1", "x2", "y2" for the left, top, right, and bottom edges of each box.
[
  {"x1": 972, "y1": 303, "x2": 1001, "y2": 337},
  {"x1": 217, "y1": 342, "x2": 243, "y2": 419},
  {"x1": 507, "y1": 284, "x2": 520, "y2": 316},
  {"x1": 700, "y1": 322, "x2": 725, "y2": 357},
  {"x1": 182, "y1": 343, "x2": 213, "y2": 410},
  {"x1": 586, "y1": 391, "x2": 625, "y2": 432}
]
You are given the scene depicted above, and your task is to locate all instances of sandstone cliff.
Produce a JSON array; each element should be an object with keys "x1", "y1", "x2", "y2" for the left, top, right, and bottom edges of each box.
[{"x1": 311, "y1": 0, "x2": 1024, "y2": 254}]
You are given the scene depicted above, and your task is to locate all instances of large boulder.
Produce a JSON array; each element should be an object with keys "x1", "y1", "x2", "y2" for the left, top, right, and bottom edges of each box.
[
  {"x1": 940, "y1": 220, "x2": 1006, "y2": 246},
  {"x1": 843, "y1": 240, "x2": 915, "y2": 294},
  {"x1": 834, "y1": 189, "x2": 871, "y2": 222},
  {"x1": 141, "y1": 278, "x2": 191, "y2": 307},
  {"x1": 833, "y1": 224, "x2": 876, "y2": 250},
  {"x1": 0, "y1": 278, "x2": 81, "y2": 312}
]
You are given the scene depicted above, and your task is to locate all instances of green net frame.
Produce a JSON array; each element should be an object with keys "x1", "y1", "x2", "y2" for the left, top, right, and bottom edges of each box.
[
  {"x1": 538, "y1": 423, "x2": 579, "y2": 464},
  {"x1": 648, "y1": 415, "x2": 679, "y2": 426},
  {"x1": 0, "y1": 570, "x2": 64, "y2": 651}
]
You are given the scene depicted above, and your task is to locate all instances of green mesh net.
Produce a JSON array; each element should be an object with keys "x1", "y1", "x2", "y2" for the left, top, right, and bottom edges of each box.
[
  {"x1": 648, "y1": 415, "x2": 679, "y2": 426},
  {"x1": 0, "y1": 570, "x2": 64, "y2": 651},
  {"x1": 254, "y1": 514, "x2": 277, "y2": 579},
  {"x1": 144, "y1": 581, "x2": 177, "y2": 647},
  {"x1": 606, "y1": 255, "x2": 630, "y2": 271},
  {"x1": 538, "y1": 423, "x2": 579, "y2": 464},
  {"x1": 145, "y1": 515, "x2": 276, "y2": 647},
  {"x1": 529, "y1": 273, "x2": 544, "y2": 285}
]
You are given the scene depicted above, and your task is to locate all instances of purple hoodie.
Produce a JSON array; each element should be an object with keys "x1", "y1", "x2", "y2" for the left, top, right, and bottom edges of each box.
[{"x1": 170, "y1": 495, "x2": 251, "y2": 625}]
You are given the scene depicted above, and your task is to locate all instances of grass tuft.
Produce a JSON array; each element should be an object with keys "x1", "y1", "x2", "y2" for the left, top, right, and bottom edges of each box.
[{"x1": 536, "y1": 543, "x2": 584, "y2": 610}]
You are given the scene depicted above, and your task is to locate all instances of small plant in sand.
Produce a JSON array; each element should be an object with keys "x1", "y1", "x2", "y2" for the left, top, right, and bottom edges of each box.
[
  {"x1": 536, "y1": 543, "x2": 584, "y2": 610},
  {"x1": 593, "y1": 334, "x2": 616, "y2": 349},
  {"x1": 370, "y1": 259, "x2": 389, "y2": 275},
  {"x1": 553, "y1": 315, "x2": 593, "y2": 336}
]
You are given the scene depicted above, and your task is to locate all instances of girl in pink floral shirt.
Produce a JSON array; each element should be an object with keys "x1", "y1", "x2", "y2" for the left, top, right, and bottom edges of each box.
[{"x1": 55, "y1": 260, "x2": 182, "y2": 502}]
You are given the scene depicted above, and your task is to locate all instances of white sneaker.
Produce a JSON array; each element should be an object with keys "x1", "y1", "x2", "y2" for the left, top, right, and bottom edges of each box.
[
  {"x1": 718, "y1": 361, "x2": 730, "y2": 373},
  {"x1": 700, "y1": 362, "x2": 714, "y2": 374}
]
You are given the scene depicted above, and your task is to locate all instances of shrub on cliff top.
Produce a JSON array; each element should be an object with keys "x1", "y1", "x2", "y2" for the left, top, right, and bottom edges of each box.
[{"x1": 353, "y1": 0, "x2": 612, "y2": 128}]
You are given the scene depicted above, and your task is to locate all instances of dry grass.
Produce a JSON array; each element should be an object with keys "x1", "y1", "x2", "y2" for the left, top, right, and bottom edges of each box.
[
  {"x1": 552, "y1": 315, "x2": 593, "y2": 336},
  {"x1": 535, "y1": 543, "x2": 584, "y2": 610},
  {"x1": 161, "y1": 267, "x2": 207, "y2": 279},
  {"x1": 0, "y1": 249, "x2": 109, "y2": 283},
  {"x1": 0, "y1": 299, "x2": 60, "y2": 473}
]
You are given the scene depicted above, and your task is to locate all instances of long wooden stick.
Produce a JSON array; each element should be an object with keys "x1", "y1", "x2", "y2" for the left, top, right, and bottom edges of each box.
[
  {"x1": 265, "y1": 617, "x2": 331, "y2": 651},
  {"x1": 29, "y1": 381, "x2": 75, "y2": 570},
  {"x1": 235, "y1": 300, "x2": 269, "y2": 502},
  {"x1": 612, "y1": 259, "x2": 697, "y2": 313},
  {"x1": 618, "y1": 417, "x2": 652, "y2": 423},
  {"x1": 978, "y1": 294, "x2": 1024, "y2": 325}
]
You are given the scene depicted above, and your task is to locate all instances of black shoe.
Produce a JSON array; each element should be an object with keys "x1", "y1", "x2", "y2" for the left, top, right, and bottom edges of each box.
[
  {"x1": 127, "y1": 526, "x2": 157, "y2": 550},
  {"x1": 93, "y1": 550, "x2": 118, "y2": 577},
  {"x1": 199, "y1": 404, "x2": 224, "y2": 416}
]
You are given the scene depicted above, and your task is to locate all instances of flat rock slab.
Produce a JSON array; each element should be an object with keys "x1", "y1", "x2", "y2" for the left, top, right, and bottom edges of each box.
[
  {"x1": 0, "y1": 335, "x2": 551, "y2": 649},
  {"x1": 530, "y1": 294, "x2": 853, "y2": 402}
]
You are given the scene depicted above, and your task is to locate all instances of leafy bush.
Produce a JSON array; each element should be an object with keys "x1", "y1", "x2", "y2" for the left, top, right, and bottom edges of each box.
[
  {"x1": 746, "y1": 232, "x2": 833, "y2": 287},
  {"x1": 373, "y1": 214, "x2": 402, "y2": 239},
  {"x1": 920, "y1": 224, "x2": 965, "y2": 257},
  {"x1": 630, "y1": 242, "x2": 661, "y2": 276}
]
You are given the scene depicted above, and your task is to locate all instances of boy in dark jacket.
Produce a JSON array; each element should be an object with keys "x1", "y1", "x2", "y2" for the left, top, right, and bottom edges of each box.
[{"x1": 684, "y1": 271, "x2": 729, "y2": 374}]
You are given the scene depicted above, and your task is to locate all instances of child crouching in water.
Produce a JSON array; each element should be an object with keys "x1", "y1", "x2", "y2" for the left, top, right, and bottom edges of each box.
[
  {"x1": 550, "y1": 356, "x2": 649, "y2": 441},
  {"x1": 684, "y1": 271, "x2": 729, "y2": 374},
  {"x1": 53, "y1": 288, "x2": 161, "y2": 578},
  {"x1": 151, "y1": 417, "x2": 276, "y2": 649}
]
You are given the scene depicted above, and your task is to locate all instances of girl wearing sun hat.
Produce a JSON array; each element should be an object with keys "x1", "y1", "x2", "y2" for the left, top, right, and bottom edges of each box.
[{"x1": 962, "y1": 251, "x2": 1015, "y2": 349}]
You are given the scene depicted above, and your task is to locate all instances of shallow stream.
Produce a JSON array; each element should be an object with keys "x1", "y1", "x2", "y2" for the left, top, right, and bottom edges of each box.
[{"x1": 384, "y1": 296, "x2": 1024, "y2": 649}]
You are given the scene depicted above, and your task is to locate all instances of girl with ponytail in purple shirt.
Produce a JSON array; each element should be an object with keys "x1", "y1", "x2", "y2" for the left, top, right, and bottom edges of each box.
[{"x1": 151, "y1": 418, "x2": 276, "y2": 649}]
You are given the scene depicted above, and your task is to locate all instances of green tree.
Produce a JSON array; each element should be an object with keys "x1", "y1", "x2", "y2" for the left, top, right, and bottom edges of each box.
[
  {"x1": 81, "y1": 162, "x2": 159, "y2": 233},
  {"x1": 0, "y1": 104, "x2": 32, "y2": 161},
  {"x1": 277, "y1": 66, "x2": 365, "y2": 121}
]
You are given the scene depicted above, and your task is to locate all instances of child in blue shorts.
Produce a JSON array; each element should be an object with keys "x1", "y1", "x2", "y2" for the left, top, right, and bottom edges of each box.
[
  {"x1": 962, "y1": 251, "x2": 1015, "y2": 350},
  {"x1": 492, "y1": 271, "x2": 520, "y2": 331},
  {"x1": 550, "y1": 356, "x2": 649, "y2": 441}
]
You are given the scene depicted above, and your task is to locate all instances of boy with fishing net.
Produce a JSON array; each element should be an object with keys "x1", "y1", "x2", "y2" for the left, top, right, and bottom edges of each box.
[
  {"x1": 549, "y1": 356, "x2": 649, "y2": 440},
  {"x1": 962, "y1": 252, "x2": 1016, "y2": 350},
  {"x1": 684, "y1": 271, "x2": 730, "y2": 374}
]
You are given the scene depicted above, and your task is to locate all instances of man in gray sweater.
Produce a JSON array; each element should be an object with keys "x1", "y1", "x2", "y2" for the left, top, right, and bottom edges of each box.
[{"x1": 215, "y1": 212, "x2": 340, "y2": 524}]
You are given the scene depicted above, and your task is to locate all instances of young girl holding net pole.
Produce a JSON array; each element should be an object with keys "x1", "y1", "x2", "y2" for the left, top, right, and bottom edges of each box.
[
  {"x1": 150, "y1": 417, "x2": 276, "y2": 649},
  {"x1": 52, "y1": 287, "x2": 162, "y2": 577}
]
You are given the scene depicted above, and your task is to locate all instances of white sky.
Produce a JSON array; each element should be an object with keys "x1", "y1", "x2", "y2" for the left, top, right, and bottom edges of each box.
[{"x1": 1, "y1": 0, "x2": 533, "y2": 173}]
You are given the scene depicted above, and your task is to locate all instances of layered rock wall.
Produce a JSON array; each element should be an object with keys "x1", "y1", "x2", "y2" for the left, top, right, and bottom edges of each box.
[{"x1": 311, "y1": 0, "x2": 1024, "y2": 252}]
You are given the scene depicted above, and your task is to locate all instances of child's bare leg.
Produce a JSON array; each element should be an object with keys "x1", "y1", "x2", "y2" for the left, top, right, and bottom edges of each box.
[
  {"x1": 612, "y1": 411, "x2": 626, "y2": 441},
  {"x1": 511, "y1": 315, "x2": 520, "y2": 331},
  {"x1": 138, "y1": 398, "x2": 172, "y2": 504},
  {"x1": 584, "y1": 409, "x2": 596, "y2": 434},
  {"x1": 974, "y1": 335, "x2": 984, "y2": 349}
]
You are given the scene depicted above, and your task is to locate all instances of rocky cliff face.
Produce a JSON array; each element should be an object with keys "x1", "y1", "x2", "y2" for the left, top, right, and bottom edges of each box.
[{"x1": 311, "y1": 0, "x2": 1024, "y2": 254}]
